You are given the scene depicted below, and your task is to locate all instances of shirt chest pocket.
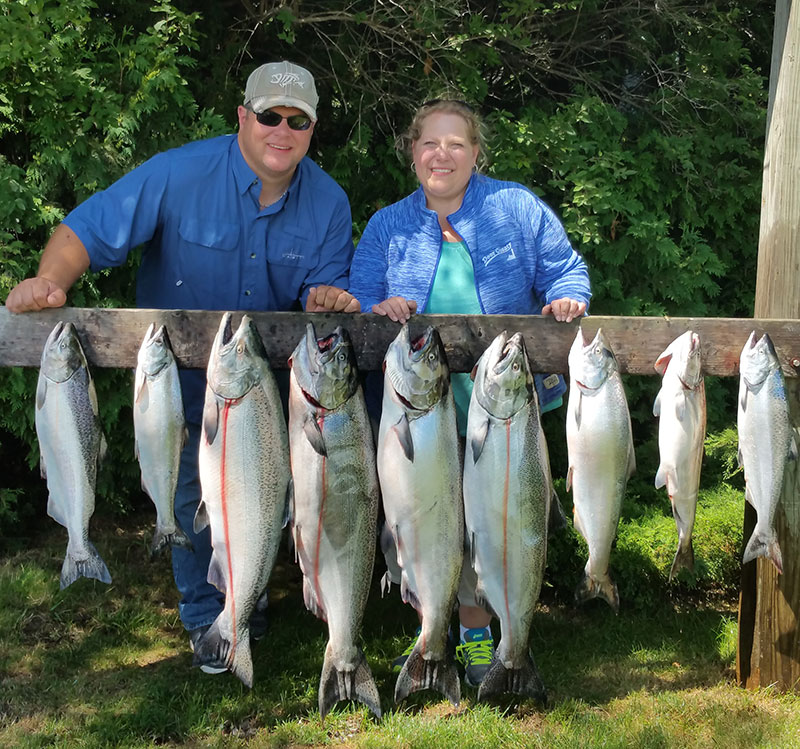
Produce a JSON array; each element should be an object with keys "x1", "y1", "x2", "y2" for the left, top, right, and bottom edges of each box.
[
  {"x1": 267, "y1": 226, "x2": 317, "y2": 270},
  {"x1": 178, "y1": 219, "x2": 240, "y2": 252}
]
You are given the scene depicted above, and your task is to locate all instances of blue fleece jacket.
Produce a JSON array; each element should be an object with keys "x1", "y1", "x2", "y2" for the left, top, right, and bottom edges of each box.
[{"x1": 349, "y1": 173, "x2": 591, "y2": 315}]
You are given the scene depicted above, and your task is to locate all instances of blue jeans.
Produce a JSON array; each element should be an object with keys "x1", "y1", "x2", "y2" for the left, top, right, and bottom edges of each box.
[{"x1": 171, "y1": 420, "x2": 224, "y2": 631}]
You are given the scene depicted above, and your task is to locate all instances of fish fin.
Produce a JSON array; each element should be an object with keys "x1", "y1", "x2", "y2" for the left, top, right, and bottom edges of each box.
[
  {"x1": 88, "y1": 378, "x2": 100, "y2": 420},
  {"x1": 470, "y1": 416, "x2": 490, "y2": 463},
  {"x1": 193, "y1": 499, "x2": 210, "y2": 532},
  {"x1": 739, "y1": 386, "x2": 748, "y2": 413},
  {"x1": 150, "y1": 522, "x2": 193, "y2": 558},
  {"x1": 654, "y1": 465, "x2": 666, "y2": 490},
  {"x1": 674, "y1": 392, "x2": 686, "y2": 420},
  {"x1": 302, "y1": 577, "x2": 326, "y2": 620},
  {"x1": 744, "y1": 483, "x2": 756, "y2": 509},
  {"x1": 669, "y1": 538, "x2": 695, "y2": 581},
  {"x1": 477, "y1": 651, "x2": 547, "y2": 704},
  {"x1": 737, "y1": 447, "x2": 744, "y2": 470},
  {"x1": 36, "y1": 375, "x2": 47, "y2": 410},
  {"x1": 134, "y1": 369, "x2": 148, "y2": 406},
  {"x1": 566, "y1": 465, "x2": 573, "y2": 492},
  {"x1": 181, "y1": 427, "x2": 188, "y2": 451},
  {"x1": 626, "y1": 440, "x2": 636, "y2": 479},
  {"x1": 380, "y1": 571, "x2": 393, "y2": 596},
  {"x1": 318, "y1": 645, "x2": 382, "y2": 720},
  {"x1": 575, "y1": 571, "x2": 619, "y2": 614},
  {"x1": 202, "y1": 395, "x2": 220, "y2": 445},
  {"x1": 134, "y1": 438, "x2": 140, "y2": 462},
  {"x1": 653, "y1": 392, "x2": 661, "y2": 418},
  {"x1": 468, "y1": 531, "x2": 477, "y2": 569},
  {"x1": 302, "y1": 414, "x2": 327, "y2": 456},
  {"x1": 392, "y1": 414, "x2": 414, "y2": 462},
  {"x1": 283, "y1": 478, "x2": 294, "y2": 529},
  {"x1": 39, "y1": 453, "x2": 47, "y2": 480},
  {"x1": 207, "y1": 548, "x2": 228, "y2": 593},
  {"x1": 192, "y1": 617, "x2": 254, "y2": 688},
  {"x1": 790, "y1": 435, "x2": 799, "y2": 462},
  {"x1": 572, "y1": 505, "x2": 586, "y2": 540},
  {"x1": 574, "y1": 391, "x2": 582, "y2": 429},
  {"x1": 60, "y1": 541, "x2": 112, "y2": 589},
  {"x1": 654, "y1": 351, "x2": 673, "y2": 377},
  {"x1": 394, "y1": 640, "x2": 460, "y2": 706},
  {"x1": 548, "y1": 489, "x2": 568, "y2": 535},
  {"x1": 46, "y1": 494, "x2": 66, "y2": 527},
  {"x1": 399, "y1": 571, "x2": 421, "y2": 613},
  {"x1": 743, "y1": 528, "x2": 783, "y2": 574},
  {"x1": 98, "y1": 433, "x2": 108, "y2": 466}
]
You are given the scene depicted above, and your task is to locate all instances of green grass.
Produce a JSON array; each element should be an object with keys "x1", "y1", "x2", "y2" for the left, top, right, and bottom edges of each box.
[{"x1": 2, "y1": 503, "x2": 800, "y2": 748}]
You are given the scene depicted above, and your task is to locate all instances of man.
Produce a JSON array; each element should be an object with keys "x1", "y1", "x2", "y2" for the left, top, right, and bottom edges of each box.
[{"x1": 5, "y1": 60, "x2": 360, "y2": 665}]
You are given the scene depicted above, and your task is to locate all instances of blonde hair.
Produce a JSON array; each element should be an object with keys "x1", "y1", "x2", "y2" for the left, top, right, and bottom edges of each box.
[{"x1": 399, "y1": 99, "x2": 488, "y2": 171}]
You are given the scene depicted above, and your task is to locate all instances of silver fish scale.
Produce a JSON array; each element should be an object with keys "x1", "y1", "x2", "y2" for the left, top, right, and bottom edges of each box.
[
  {"x1": 465, "y1": 404, "x2": 549, "y2": 666},
  {"x1": 290, "y1": 391, "x2": 378, "y2": 626},
  {"x1": 378, "y1": 383, "x2": 463, "y2": 656},
  {"x1": 197, "y1": 367, "x2": 290, "y2": 685}
]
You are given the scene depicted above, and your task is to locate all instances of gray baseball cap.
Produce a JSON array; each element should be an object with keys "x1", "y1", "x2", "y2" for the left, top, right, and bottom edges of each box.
[{"x1": 244, "y1": 61, "x2": 318, "y2": 121}]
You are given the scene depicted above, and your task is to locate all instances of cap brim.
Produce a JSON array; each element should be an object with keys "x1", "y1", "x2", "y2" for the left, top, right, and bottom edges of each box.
[{"x1": 247, "y1": 95, "x2": 317, "y2": 122}]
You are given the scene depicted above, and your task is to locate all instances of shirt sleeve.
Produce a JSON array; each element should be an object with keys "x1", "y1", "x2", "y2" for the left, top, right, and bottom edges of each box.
[
  {"x1": 298, "y1": 189, "x2": 355, "y2": 306},
  {"x1": 348, "y1": 212, "x2": 390, "y2": 313},
  {"x1": 63, "y1": 154, "x2": 169, "y2": 273}
]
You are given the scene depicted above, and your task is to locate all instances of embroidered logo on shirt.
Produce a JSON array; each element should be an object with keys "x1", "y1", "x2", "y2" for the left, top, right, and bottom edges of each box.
[
  {"x1": 270, "y1": 73, "x2": 305, "y2": 88},
  {"x1": 481, "y1": 242, "x2": 517, "y2": 267},
  {"x1": 282, "y1": 250, "x2": 305, "y2": 262}
]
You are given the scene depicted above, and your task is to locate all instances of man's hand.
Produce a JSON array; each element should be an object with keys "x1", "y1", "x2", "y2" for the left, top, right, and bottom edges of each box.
[
  {"x1": 541, "y1": 297, "x2": 587, "y2": 323},
  {"x1": 372, "y1": 296, "x2": 417, "y2": 324},
  {"x1": 5, "y1": 277, "x2": 67, "y2": 313},
  {"x1": 305, "y1": 285, "x2": 361, "y2": 313}
]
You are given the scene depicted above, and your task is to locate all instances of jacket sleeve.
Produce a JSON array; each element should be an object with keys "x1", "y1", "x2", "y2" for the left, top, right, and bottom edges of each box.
[
  {"x1": 349, "y1": 212, "x2": 390, "y2": 312},
  {"x1": 530, "y1": 200, "x2": 591, "y2": 308}
]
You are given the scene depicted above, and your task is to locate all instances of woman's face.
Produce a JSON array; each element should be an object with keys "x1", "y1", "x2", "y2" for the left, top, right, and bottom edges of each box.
[{"x1": 411, "y1": 112, "x2": 479, "y2": 209}]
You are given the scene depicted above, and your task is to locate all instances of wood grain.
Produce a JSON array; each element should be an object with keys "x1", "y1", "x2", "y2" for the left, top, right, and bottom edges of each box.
[{"x1": 2, "y1": 307, "x2": 800, "y2": 376}]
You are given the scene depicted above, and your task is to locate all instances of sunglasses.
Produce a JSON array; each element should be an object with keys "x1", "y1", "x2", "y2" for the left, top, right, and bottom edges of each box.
[
  {"x1": 422, "y1": 99, "x2": 474, "y2": 112},
  {"x1": 250, "y1": 108, "x2": 312, "y2": 131}
]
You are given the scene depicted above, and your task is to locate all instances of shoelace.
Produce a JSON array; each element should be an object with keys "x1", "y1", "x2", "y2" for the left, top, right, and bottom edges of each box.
[{"x1": 457, "y1": 638, "x2": 494, "y2": 665}]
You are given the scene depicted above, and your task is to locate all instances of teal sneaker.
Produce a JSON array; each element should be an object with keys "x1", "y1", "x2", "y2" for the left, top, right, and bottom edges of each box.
[
  {"x1": 456, "y1": 627, "x2": 495, "y2": 687},
  {"x1": 391, "y1": 626, "x2": 421, "y2": 672}
]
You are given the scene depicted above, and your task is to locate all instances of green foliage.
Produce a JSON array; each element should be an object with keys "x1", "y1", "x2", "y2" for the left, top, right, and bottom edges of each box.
[
  {"x1": 0, "y1": 0, "x2": 770, "y2": 612},
  {"x1": 0, "y1": 0, "x2": 229, "y2": 525}
]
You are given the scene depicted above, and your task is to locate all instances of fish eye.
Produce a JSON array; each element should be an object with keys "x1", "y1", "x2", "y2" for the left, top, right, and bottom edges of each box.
[
  {"x1": 236, "y1": 343, "x2": 244, "y2": 354},
  {"x1": 594, "y1": 346, "x2": 602, "y2": 355},
  {"x1": 337, "y1": 352, "x2": 346, "y2": 362},
  {"x1": 428, "y1": 352, "x2": 437, "y2": 362},
  {"x1": 512, "y1": 362, "x2": 520, "y2": 372}
]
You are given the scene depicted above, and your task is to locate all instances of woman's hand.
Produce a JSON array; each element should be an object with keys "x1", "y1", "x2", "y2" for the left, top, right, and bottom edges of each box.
[
  {"x1": 542, "y1": 297, "x2": 587, "y2": 323},
  {"x1": 372, "y1": 297, "x2": 418, "y2": 323}
]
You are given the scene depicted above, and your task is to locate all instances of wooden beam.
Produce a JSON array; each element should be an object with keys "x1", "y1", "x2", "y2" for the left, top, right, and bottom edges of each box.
[
  {"x1": 738, "y1": 0, "x2": 800, "y2": 692},
  {"x1": 2, "y1": 307, "x2": 800, "y2": 375}
]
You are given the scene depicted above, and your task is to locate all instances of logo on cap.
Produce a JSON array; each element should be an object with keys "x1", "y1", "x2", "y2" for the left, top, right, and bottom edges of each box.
[{"x1": 271, "y1": 72, "x2": 305, "y2": 88}]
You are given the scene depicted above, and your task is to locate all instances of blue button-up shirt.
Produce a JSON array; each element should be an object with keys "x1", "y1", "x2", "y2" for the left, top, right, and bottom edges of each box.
[
  {"x1": 65, "y1": 134, "x2": 354, "y2": 312},
  {"x1": 65, "y1": 134, "x2": 354, "y2": 422}
]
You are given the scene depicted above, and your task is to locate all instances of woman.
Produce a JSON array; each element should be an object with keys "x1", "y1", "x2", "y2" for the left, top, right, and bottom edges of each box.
[{"x1": 349, "y1": 99, "x2": 590, "y2": 688}]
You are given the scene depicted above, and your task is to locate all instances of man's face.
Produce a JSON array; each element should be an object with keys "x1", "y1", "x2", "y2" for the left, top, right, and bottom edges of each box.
[{"x1": 237, "y1": 105, "x2": 315, "y2": 182}]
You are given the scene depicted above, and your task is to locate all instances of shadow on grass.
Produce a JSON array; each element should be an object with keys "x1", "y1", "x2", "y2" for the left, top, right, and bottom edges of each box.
[{"x1": 1, "y1": 511, "x2": 740, "y2": 746}]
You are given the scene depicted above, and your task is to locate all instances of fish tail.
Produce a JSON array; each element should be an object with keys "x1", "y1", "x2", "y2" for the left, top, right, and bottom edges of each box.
[
  {"x1": 477, "y1": 651, "x2": 547, "y2": 704},
  {"x1": 150, "y1": 522, "x2": 194, "y2": 558},
  {"x1": 743, "y1": 528, "x2": 784, "y2": 574},
  {"x1": 60, "y1": 542, "x2": 112, "y2": 589},
  {"x1": 669, "y1": 537, "x2": 695, "y2": 581},
  {"x1": 394, "y1": 641, "x2": 460, "y2": 706},
  {"x1": 318, "y1": 645, "x2": 382, "y2": 720},
  {"x1": 575, "y1": 571, "x2": 619, "y2": 613},
  {"x1": 192, "y1": 618, "x2": 254, "y2": 687}
]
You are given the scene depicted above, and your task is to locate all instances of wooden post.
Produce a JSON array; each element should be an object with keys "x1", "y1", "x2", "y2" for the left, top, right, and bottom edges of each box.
[{"x1": 737, "y1": 0, "x2": 800, "y2": 690}]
